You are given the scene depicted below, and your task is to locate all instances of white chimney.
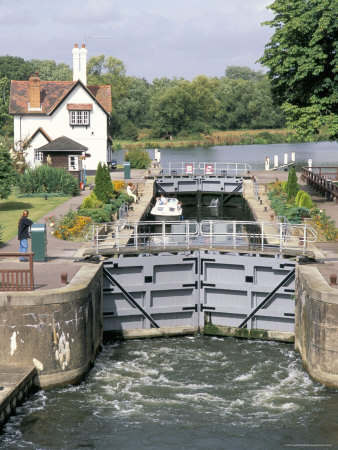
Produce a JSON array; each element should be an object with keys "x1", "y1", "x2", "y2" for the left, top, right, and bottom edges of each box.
[
  {"x1": 72, "y1": 44, "x2": 80, "y2": 81},
  {"x1": 79, "y1": 44, "x2": 88, "y2": 85}
]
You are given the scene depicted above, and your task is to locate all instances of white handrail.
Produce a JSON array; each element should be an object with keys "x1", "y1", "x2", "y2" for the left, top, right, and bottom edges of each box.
[{"x1": 85, "y1": 220, "x2": 317, "y2": 254}]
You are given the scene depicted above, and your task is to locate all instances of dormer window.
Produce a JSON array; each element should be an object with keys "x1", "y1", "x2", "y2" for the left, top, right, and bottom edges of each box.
[{"x1": 67, "y1": 103, "x2": 92, "y2": 126}]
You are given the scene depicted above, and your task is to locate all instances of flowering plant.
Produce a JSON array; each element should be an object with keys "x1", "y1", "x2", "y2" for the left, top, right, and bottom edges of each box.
[{"x1": 44, "y1": 215, "x2": 56, "y2": 225}]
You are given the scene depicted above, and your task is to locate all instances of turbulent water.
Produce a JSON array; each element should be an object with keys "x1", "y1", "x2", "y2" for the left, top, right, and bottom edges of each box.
[{"x1": 1, "y1": 337, "x2": 338, "y2": 449}]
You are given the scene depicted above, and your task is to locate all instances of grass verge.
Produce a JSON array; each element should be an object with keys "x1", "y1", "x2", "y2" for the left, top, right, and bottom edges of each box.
[{"x1": 0, "y1": 190, "x2": 71, "y2": 244}]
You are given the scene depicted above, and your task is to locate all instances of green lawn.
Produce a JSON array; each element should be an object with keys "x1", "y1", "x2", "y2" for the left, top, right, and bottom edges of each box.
[{"x1": 0, "y1": 192, "x2": 70, "y2": 244}]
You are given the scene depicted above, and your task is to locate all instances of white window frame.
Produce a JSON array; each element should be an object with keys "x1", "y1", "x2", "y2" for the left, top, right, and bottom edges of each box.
[
  {"x1": 34, "y1": 150, "x2": 43, "y2": 162},
  {"x1": 69, "y1": 110, "x2": 90, "y2": 126},
  {"x1": 68, "y1": 155, "x2": 79, "y2": 171}
]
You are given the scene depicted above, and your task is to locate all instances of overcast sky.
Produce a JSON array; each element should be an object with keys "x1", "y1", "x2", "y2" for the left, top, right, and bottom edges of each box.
[{"x1": 0, "y1": 0, "x2": 274, "y2": 81}]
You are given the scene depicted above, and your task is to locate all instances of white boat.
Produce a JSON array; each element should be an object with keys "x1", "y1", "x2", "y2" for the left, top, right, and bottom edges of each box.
[{"x1": 151, "y1": 197, "x2": 183, "y2": 221}]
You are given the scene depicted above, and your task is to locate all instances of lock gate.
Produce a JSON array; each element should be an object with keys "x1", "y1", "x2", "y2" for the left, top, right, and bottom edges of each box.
[{"x1": 103, "y1": 250, "x2": 296, "y2": 338}]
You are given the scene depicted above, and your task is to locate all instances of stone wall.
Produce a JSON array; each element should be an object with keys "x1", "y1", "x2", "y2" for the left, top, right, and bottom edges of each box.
[
  {"x1": 295, "y1": 265, "x2": 338, "y2": 388},
  {"x1": 0, "y1": 264, "x2": 103, "y2": 388}
]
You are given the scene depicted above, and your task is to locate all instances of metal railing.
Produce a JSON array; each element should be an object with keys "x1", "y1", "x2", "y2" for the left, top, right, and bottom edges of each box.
[
  {"x1": 86, "y1": 220, "x2": 317, "y2": 254},
  {"x1": 161, "y1": 162, "x2": 251, "y2": 176},
  {"x1": 118, "y1": 202, "x2": 129, "y2": 228},
  {"x1": 0, "y1": 252, "x2": 34, "y2": 291}
]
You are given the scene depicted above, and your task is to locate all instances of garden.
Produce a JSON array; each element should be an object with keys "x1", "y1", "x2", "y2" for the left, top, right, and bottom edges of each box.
[
  {"x1": 267, "y1": 167, "x2": 338, "y2": 242},
  {"x1": 0, "y1": 140, "x2": 138, "y2": 245}
]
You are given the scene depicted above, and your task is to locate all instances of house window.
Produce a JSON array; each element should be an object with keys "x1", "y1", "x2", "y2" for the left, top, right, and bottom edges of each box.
[
  {"x1": 68, "y1": 155, "x2": 79, "y2": 171},
  {"x1": 34, "y1": 151, "x2": 43, "y2": 161},
  {"x1": 69, "y1": 110, "x2": 90, "y2": 126}
]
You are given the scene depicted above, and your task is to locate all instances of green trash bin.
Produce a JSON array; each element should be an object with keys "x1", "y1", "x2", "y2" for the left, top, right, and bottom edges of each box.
[
  {"x1": 124, "y1": 162, "x2": 131, "y2": 179},
  {"x1": 31, "y1": 223, "x2": 47, "y2": 262}
]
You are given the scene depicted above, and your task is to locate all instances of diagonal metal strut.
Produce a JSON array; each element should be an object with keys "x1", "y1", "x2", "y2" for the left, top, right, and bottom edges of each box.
[
  {"x1": 238, "y1": 268, "x2": 295, "y2": 329},
  {"x1": 223, "y1": 183, "x2": 243, "y2": 205},
  {"x1": 103, "y1": 266, "x2": 161, "y2": 329}
]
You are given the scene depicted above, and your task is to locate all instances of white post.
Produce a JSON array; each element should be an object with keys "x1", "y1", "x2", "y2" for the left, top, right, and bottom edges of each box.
[
  {"x1": 308, "y1": 159, "x2": 312, "y2": 172},
  {"x1": 265, "y1": 157, "x2": 270, "y2": 171},
  {"x1": 284, "y1": 153, "x2": 288, "y2": 166},
  {"x1": 162, "y1": 221, "x2": 166, "y2": 249},
  {"x1": 135, "y1": 223, "x2": 138, "y2": 251},
  {"x1": 261, "y1": 222, "x2": 264, "y2": 251},
  {"x1": 291, "y1": 152, "x2": 295, "y2": 163},
  {"x1": 274, "y1": 155, "x2": 278, "y2": 169},
  {"x1": 233, "y1": 221, "x2": 237, "y2": 249}
]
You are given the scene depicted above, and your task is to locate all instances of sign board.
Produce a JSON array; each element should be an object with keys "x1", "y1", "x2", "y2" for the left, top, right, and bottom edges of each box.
[
  {"x1": 205, "y1": 164, "x2": 214, "y2": 175},
  {"x1": 185, "y1": 164, "x2": 194, "y2": 174}
]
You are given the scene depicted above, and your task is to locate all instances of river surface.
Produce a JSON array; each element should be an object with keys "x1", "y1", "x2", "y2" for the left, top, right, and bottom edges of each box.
[
  {"x1": 114, "y1": 141, "x2": 338, "y2": 170},
  {"x1": 1, "y1": 337, "x2": 337, "y2": 449}
]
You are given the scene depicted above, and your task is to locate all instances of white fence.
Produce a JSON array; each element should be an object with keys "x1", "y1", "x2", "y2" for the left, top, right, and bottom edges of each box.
[{"x1": 86, "y1": 220, "x2": 317, "y2": 254}]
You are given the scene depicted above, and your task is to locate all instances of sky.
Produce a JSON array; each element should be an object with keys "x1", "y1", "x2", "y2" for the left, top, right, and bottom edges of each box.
[{"x1": 0, "y1": 0, "x2": 274, "y2": 81}]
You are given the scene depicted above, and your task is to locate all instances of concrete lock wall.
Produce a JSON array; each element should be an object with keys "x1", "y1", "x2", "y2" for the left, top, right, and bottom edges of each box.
[
  {"x1": 295, "y1": 265, "x2": 338, "y2": 388},
  {"x1": 0, "y1": 264, "x2": 103, "y2": 388}
]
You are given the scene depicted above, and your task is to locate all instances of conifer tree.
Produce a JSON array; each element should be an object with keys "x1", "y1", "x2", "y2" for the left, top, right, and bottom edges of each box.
[
  {"x1": 286, "y1": 167, "x2": 299, "y2": 202},
  {"x1": 94, "y1": 162, "x2": 114, "y2": 203}
]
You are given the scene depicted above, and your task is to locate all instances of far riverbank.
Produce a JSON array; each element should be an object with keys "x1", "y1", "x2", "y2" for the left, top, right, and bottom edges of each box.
[{"x1": 114, "y1": 128, "x2": 330, "y2": 151}]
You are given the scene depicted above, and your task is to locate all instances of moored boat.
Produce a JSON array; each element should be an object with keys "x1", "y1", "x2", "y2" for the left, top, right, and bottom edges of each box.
[{"x1": 151, "y1": 196, "x2": 182, "y2": 221}]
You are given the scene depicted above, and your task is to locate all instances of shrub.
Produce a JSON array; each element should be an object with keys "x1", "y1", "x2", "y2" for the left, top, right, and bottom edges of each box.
[
  {"x1": 78, "y1": 207, "x2": 111, "y2": 223},
  {"x1": 17, "y1": 165, "x2": 80, "y2": 196},
  {"x1": 281, "y1": 181, "x2": 288, "y2": 192},
  {"x1": 298, "y1": 192, "x2": 314, "y2": 209},
  {"x1": 82, "y1": 192, "x2": 103, "y2": 209},
  {"x1": 124, "y1": 148, "x2": 151, "y2": 169},
  {"x1": 295, "y1": 190, "x2": 305, "y2": 206},
  {"x1": 94, "y1": 162, "x2": 114, "y2": 203}
]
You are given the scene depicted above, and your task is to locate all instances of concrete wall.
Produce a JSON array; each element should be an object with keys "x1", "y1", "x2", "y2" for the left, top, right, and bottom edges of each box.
[
  {"x1": 0, "y1": 264, "x2": 103, "y2": 389},
  {"x1": 295, "y1": 265, "x2": 338, "y2": 388}
]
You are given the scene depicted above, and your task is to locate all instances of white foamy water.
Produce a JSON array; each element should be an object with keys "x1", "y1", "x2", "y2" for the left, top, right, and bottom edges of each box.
[{"x1": 1, "y1": 336, "x2": 337, "y2": 450}]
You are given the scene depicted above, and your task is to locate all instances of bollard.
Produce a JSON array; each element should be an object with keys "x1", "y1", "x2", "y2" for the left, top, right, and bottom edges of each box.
[
  {"x1": 284, "y1": 153, "x2": 288, "y2": 166},
  {"x1": 265, "y1": 157, "x2": 270, "y2": 171},
  {"x1": 291, "y1": 152, "x2": 295, "y2": 163},
  {"x1": 61, "y1": 272, "x2": 68, "y2": 285},
  {"x1": 274, "y1": 155, "x2": 278, "y2": 169},
  {"x1": 308, "y1": 159, "x2": 312, "y2": 172},
  {"x1": 330, "y1": 274, "x2": 337, "y2": 286}
]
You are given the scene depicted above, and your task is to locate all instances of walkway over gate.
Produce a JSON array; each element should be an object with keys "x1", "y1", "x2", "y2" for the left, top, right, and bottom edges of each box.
[
  {"x1": 161, "y1": 162, "x2": 251, "y2": 177},
  {"x1": 84, "y1": 220, "x2": 317, "y2": 256}
]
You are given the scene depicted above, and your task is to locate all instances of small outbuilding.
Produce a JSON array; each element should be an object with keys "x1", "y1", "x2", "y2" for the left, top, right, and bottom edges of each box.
[{"x1": 35, "y1": 135, "x2": 88, "y2": 180}]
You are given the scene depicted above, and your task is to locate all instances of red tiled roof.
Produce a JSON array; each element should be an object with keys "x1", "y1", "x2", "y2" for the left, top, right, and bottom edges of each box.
[
  {"x1": 87, "y1": 85, "x2": 112, "y2": 114},
  {"x1": 67, "y1": 103, "x2": 93, "y2": 111},
  {"x1": 9, "y1": 80, "x2": 112, "y2": 115}
]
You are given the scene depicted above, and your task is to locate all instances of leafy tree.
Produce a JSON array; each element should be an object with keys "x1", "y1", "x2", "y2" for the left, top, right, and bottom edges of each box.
[
  {"x1": 225, "y1": 66, "x2": 264, "y2": 81},
  {"x1": 259, "y1": 0, "x2": 337, "y2": 140},
  {"x1": 0, "y1": 145, "x2": 15, "y2": 198},
  {"x1": 286, "y1": 167, "x2": 299, "y2": 202},
  {"x1": 29, "y1": 59, "x2": 72, "y2": 81}
]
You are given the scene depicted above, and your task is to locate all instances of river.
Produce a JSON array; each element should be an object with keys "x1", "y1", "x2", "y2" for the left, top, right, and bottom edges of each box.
[
  {"x1": 114, "y1": 141, "x2": 338, "y2": 171},
  {"x1": 1, "y1": 337, "x2": 337, "y2": 449}
]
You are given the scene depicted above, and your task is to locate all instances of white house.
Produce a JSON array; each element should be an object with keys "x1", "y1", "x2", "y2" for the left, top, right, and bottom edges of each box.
[{"x1": 9, "y1": 44, "x2": 112, "y2": 174}]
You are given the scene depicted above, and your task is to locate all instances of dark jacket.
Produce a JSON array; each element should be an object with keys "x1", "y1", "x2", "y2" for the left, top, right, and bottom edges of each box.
[{"x1": 18, "y1": 217, "x2": 33, "y2": 240}]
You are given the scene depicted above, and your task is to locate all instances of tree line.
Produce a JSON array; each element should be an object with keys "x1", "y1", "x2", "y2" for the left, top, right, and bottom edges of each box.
[{"x1": 0, "y1": 55, "x2": 285, "y2": 139}]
